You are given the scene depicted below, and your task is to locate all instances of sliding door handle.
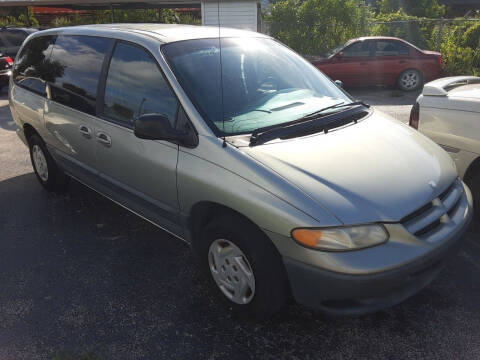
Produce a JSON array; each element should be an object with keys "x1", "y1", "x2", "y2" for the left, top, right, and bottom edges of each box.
[
  {"x1": 78, "y1": 125, "x2": 92, "y2": 139},
  {"x1": 96, "y1": 131, "x2": 112, "y2": 147}
]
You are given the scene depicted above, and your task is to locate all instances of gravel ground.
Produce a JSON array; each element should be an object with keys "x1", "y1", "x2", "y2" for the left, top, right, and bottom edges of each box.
[
  {"x1": 0, "y1": 89, "x2": 479, "y2": 360},
  {"x1": 349, "y1": 86, "x2": 421, "y2": 123}
]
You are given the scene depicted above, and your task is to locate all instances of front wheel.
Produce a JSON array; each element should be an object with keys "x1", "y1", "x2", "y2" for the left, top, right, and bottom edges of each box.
[
  {"x1": 468, "y1": 172, "x2": 480, "y2": 222},
  {"x1": 29, "y1": 134, "x2": 69, "y2": 192},
  {"x1": 199, "y1": 214, "x2": 289, "y2": 320},
  {"x1": 398, "y1": 69, "x2": 423, "y2": 91}
]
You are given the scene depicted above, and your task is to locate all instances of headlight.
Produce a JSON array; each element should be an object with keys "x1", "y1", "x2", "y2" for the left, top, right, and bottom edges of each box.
[{"x1": 291, "y1": 224, "x2": 388, "y2": 251}]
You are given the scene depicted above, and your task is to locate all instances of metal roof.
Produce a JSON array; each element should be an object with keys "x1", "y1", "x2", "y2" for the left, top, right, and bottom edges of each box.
[{"x1": 32, "y1": 23, "x2": 269, "y2": 43}]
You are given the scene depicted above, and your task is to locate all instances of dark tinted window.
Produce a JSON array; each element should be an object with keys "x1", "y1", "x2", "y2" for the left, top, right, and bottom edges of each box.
[
  {"x1": 343, "y1": 41, "x2": 375, "y2": 57},
  {"x1": 103, "y1": 42, "x2": 178, "y2": 126},
  {"x1": 2, "y1": 30, "x2": 28, "y2": 46},
  {"x1": 13, "y1": 35, "x2": 56, "y2": 96},
  {"x1": 49, "y1": 35, "x2": 111, "y2": 115},
  {"x1": 375, "y1": 41, "x2": 410, "y2": 56}
]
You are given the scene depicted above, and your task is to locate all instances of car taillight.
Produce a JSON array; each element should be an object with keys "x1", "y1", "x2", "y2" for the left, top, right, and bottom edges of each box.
[
  {"x1": 438, "y1": 56, "x2": 442, "y2": 66},
  {"x1": 409, "y1": 102, "x2": 420, "y2": 129},
  {"x1": 5, "y1": 57, "x2": 13, "y2": 66}
]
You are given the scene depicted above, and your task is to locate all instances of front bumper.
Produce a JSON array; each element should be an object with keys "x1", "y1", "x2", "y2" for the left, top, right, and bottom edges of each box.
[
  {"x1": 274, "y1": 181, "x2": 473, "y2": 315},
  {"x1": 284, "y1": 221, "x2": 468, "y2": 315}
]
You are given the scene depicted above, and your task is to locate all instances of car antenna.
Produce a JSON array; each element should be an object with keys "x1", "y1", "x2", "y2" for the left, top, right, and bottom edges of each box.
[{"x1": 217, "y1": 2, "x2": 227, "y2": 148}]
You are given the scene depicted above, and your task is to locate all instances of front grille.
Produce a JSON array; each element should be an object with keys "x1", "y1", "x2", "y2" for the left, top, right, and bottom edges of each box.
[{"x1": 401, "y1": 179, "x2": 465, "y2": 241}]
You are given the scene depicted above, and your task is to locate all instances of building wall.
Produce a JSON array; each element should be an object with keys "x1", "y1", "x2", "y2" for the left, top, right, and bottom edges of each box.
[{"x1": 201, "y1": 1, "x2": 258, "y2": 31}]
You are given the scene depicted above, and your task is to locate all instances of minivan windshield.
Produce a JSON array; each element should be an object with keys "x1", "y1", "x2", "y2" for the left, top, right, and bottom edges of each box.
[{"x1": 162, "y1": 37, "x2": 352, "y2": 136}]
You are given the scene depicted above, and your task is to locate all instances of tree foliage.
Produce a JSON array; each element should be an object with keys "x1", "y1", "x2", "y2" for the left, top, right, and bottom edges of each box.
[
  {"x1": 440, "y1": 22, "x2": 480, "y2": 75},
  {"x1": 0, "y1": 7, "x2": 39, "y2": 27},
  {"x1": 370, "y1": 9, "x2": 436, "y2": 49},
  {"x1": 378, "y1": 0, "x2": 445, "y2": 18},
  {"x1": 266, "y1": 0, "x2": 372, "y2": 55}
]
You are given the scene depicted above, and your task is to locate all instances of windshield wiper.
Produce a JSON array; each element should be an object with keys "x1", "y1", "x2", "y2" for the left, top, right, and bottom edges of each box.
[
  {"x1": 249, "y1": 103, "x2": 369, "y2": 147},
  {"x1": 302, "y1": 101, "x2": 370, "y2": 120},
  {"x1": 249, "y1": 101, "x2": 369, "y2": 146}
]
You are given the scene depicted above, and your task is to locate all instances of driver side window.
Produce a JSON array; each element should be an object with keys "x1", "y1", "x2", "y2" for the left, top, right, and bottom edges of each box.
[{"x1": 103, "y1": 42, "x2": 178, "y2": 127}]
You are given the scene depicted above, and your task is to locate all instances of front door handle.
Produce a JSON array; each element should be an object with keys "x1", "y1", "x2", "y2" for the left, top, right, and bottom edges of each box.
[
  {"x1": 360, "y1": 62, "x2": 368, "y2": 65},
  {"x1": 78, "y1": 125, "x2": 92, "y2": 139},
  {"x1": 398, "y1": 60, "x2": 406, "y2": 64},
  {"x1": 96, "y1": 131, "x2": 112, "y2": 147}
]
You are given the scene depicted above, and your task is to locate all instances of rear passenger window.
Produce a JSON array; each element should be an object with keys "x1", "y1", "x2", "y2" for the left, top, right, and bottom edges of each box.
[
  {"x1": 13, "y1": 35, "x2": 56, "y2": 96},
  {"x1": 375, "y1": 41, "x2": 410, "y2": 56},
  {"x1": 49, "y1": 35, "x2": 111, "y2": 115},
  {"x1": 102, "y1": 42, "x2": 178, "y2": 127}
]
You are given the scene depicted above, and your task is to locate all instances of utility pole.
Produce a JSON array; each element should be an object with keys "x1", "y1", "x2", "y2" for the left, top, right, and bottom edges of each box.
[
  {"x1": 25, "y1": 6, "x2": 31, "y2": 27},
  {"x1": 110, "y1": 4, "x2": 115, "y2": 23}
]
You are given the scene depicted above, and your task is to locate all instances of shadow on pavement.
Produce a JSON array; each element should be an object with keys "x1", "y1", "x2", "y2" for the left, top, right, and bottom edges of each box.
[{"x1": 0, "y1": 173, "x2": 479, "y2": 359}]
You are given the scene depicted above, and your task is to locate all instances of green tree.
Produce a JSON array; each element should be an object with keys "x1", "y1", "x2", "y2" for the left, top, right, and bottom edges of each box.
[
  {"x1": 378, "y1": 0, "x2": 445, "y2": 18},
  {"x1": 266, "y1": 0, "x2": 372, "y2": 54},
  {"x1": 371, "y1": 9, "x2": 434, "y2": 48}
]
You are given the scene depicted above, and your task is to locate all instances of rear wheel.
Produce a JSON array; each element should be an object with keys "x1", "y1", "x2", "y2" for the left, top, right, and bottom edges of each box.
[
  {"x1": 199, "y1": 213, "x2": 289, "y2": 320},
  {"x1": 398, "y1": 69, "x2": 423, "y2": 91},
  {"x1": 29, "y1": 134, "x2": 69, "y2": 192}
]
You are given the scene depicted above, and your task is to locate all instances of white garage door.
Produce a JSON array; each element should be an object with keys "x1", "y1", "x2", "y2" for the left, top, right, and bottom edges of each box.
[{"x1": 201, "y1": 0, "x2": 258, "y2": 32}]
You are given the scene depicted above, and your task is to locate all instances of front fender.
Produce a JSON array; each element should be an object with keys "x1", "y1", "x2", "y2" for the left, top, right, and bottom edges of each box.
[{"x1": 177, "y1": 136, "x2": 341, "y2": 239}]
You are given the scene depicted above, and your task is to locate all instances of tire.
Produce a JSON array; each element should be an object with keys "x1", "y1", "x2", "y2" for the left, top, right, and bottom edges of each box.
[
  {"x1": 198, "y1": 213, "x2": 289, "y2": 320},
  {"x1": 398, "y1": 69, "x2": 423, "y2": 91},
  {"x1": 28, "y1": 134, "x2": 69, "y2": 192},
  {"x1": 468, "y1": 171, "x2": 480, "y2": 222}
]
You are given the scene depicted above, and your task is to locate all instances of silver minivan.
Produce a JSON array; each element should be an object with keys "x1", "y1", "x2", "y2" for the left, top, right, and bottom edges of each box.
[{"x1": 9, "y1": 24, "x2": 473, "y2": 318}]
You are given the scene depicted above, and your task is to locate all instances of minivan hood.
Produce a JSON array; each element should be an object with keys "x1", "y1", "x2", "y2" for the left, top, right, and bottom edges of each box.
[{"x1": 243, "y1": 111, "x2": 457, "y2": 224}]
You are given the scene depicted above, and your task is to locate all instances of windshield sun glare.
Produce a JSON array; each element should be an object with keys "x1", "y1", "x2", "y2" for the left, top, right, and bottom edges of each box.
[{"x1": 162, "y1": 37, "x2": 351, "y2": 136}]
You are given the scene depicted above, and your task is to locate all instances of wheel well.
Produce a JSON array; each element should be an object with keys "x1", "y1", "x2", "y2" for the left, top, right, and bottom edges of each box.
[
  {"x1": 188, "y1": 202, "x2": 273, "y2": 255},
  {"x1": 463, "y1": 156, "x2": 480, "y2": 187},
  {"x1": 190, "y1": 202, "x2": 242, "y2": 248},
  {"x1": 23, "y1": 123, "x2": 39, "y2": 145},
  {"x1": 188, "y1": 201, "x2": 291, "y2": 295}
]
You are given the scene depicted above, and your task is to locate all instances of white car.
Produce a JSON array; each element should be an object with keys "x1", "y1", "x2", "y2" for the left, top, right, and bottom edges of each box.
[{"x1": 411, "y1": 76, "x2": 480, "y2": 217}]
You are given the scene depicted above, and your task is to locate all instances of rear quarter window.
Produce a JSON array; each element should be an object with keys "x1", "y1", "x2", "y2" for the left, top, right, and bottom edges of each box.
[
  {"x1": 13, "y1": 35, "x2": 56, "y2": 96},
  {"x1": 49, "y1": 35, "x2": 112, "y2": 115}
]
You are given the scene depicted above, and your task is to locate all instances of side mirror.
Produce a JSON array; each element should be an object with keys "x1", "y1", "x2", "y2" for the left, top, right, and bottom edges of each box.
[
  {"x1": 134, "y1": 113, "x2": 197, "y2": 147},
  {"x1": 336, "y1": 52, "x2": 344, "y2": 59},
  {"x1": 334, "y1": 80, "x2": 344, "y2": 88}
]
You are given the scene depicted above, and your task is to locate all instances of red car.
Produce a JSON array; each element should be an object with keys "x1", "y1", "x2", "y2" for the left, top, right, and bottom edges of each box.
[
  {"x1": 312, "y1": 36, "x2": 443, "y2": 91},
  {"x1": 0, "y1": 53, "x2": 13, "y2": 91}
]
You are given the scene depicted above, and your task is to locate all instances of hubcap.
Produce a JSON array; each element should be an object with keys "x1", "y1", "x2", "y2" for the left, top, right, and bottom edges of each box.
[
  {"x1": 208, "y1": 239, "x2": 255, "y2": 305},
  {"x1": 32, "y1": 145, "x2": 49, "y2": 182},
  {"x1": 401, "y1": 71, "x2": 419, "y2": 89}
]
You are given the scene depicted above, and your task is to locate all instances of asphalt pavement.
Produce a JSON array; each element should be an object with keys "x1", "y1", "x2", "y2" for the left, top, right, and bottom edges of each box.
[{"x1": 0, "y1": 89, "x2": 479, "y2": 360}]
